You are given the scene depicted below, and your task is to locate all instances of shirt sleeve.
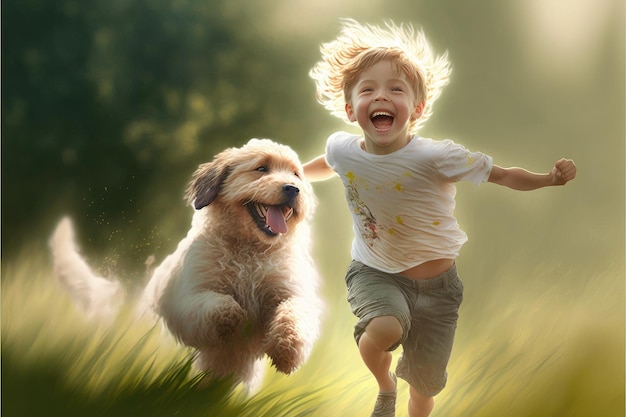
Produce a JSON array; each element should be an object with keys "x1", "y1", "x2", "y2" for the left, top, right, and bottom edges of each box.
[
  {"x1": 436, "y1": 139, "x2": 493, "y2": 185},
  {"x1": 324, "y1": 131, "x2": 350, "y2": 171}
]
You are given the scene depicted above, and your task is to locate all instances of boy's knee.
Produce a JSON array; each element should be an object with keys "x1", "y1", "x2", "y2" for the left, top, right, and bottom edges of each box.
[{"x1": 364, "y1": 316, "x2": 403, "y2": 349}]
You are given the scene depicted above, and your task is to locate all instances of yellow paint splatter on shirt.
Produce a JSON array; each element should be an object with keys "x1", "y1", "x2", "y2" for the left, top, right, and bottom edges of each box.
[
  {"x1": 396, "y1": 216, "x2": 404, "y2": 225},
  {"x1": 433, "y1": 221, "x2": 440, "y2": 226},
  {"x1": 466, "y1": 155, "x2": 475, "y2": 166},
  {"x1": 388, "y1": 228, "x2": 396, "y2": 235},
  {"x1": 346, "y1": 171, "x2": 355, "y2": 184},
  {"x1": 394, "y1": 182, "x2": 404, "y2": 192}
]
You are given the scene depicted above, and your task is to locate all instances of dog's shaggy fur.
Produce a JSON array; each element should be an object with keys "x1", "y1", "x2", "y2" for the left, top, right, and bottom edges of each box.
[{"x1": 50, "y1": 139, "x2": 323, "y2": 393}]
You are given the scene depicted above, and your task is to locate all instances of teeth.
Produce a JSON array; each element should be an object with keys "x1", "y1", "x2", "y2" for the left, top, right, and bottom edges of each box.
[
  {"x1": 254, "y1": 203, "x2": 293, "y2": 221},
  {"x1": 371, "y1": 111, "x2": 393, "y2": 118},
  {"x1": 254, "y1": 203, "x2": 268, "y2": 219}
]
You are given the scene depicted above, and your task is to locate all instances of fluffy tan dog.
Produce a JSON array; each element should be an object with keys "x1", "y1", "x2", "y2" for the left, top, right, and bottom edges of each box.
[{"x1": 50, "y1": 139, "x2": 323, "y2": 393}]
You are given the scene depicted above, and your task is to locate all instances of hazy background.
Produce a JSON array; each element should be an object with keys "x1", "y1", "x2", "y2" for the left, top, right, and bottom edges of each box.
[{"x1": 3, "y1": 0, "x2": 624, "y2": 416}]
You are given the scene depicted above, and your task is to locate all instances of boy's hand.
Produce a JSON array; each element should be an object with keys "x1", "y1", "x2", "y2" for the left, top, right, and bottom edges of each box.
[{"x1": 550, "y1": 158, "x2": 577, "y2": 185}]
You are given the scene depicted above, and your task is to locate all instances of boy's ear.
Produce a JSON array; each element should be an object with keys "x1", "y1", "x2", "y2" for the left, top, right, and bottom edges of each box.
[
  {"x1": 345, "y1": 103, "x2": 357, "y2": 122},
  {"x1": 411, "y1": 101, "x2": 426, "y2": 120}
]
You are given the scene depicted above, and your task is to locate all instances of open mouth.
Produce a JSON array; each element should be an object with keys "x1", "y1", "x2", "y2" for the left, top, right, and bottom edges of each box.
[
  {"x1": 247, "y1": 202, "x2": 294, "y2": 236},
  {"x1": 370, "y1": 111, "x2": 394, "y2": 131}
]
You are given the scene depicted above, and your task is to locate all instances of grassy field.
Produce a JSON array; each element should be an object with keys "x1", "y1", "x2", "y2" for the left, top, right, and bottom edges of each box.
[
  {"x1": 2, "y1": 233, "x2": 623, "y2": 417},
  {"x1": 3, "y1": 173, "x2": 625, "y2": 417}
]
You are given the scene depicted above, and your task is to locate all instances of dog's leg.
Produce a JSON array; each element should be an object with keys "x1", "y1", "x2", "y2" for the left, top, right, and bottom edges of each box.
[
  {"x1": 205, "y1": 294, "x2": 248, "y2": 343},
  {"x1": 160, "y1": 291, "x2": 248, "y2": 349},
  {"x1": 242, "y1": 358, "x2": 266, "y2": 395},
  {"x1": 195, "y1": 350, "x2": 266, "y2": 395},
  {"x1": 264, "y1": 296, "x2": 318, "y2": 374}
]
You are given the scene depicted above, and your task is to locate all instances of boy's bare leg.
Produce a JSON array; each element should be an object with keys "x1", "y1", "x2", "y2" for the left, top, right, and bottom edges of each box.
[
  {"x1": 408, "y1": 386, "x2": 434, "y2": 417},
  {"x1": 358, "y1": 316, "x2": 402, "y2": 392}
]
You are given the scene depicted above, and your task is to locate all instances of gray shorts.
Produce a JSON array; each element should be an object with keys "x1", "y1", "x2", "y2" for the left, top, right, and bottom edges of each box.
[{"x1": 345, "y1": 260, "x2": 464, "y2": 397}]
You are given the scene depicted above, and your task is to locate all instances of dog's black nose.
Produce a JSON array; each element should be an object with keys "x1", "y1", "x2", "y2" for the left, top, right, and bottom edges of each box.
[{"x1": 282, "y1": 184, "x2": 300, "y2": 198}]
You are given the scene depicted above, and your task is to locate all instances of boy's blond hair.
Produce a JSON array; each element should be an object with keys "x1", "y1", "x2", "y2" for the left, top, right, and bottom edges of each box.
[{"x1": 310, "y1": 18, "x2": 451, "y2": 133}]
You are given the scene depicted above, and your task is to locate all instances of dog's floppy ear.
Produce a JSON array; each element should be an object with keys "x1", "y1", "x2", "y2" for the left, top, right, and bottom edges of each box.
[{"x1": 185, "y1": 156, "x2": 231, "y2": 210}]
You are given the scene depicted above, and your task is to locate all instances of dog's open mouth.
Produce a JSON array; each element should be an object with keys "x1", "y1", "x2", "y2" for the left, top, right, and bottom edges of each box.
[{"x1": 247, "y1": 202, "x2": 294, "y2": 236}]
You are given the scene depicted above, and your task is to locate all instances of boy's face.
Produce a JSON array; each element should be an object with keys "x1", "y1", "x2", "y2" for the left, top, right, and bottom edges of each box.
[{"x1": 345, "y1": 60, "x2": 424, "y2": 155}]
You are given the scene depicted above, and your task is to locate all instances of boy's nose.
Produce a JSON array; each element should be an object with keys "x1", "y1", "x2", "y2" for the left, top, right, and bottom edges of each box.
[{"x1": 374, "y1": 91, "x2": 389, "y2": 101}]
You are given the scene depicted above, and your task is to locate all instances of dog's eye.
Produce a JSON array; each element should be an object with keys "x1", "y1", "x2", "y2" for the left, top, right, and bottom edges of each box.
[
  {"x1": 256, "y1": 166, "x2": 268, "y2": 172},
  {"x1": 293, "y1": 172, "x2": 300, "y2": 179}
]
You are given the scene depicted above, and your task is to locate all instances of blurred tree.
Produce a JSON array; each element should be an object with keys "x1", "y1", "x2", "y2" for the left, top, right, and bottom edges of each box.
[{"x1": 2, "y1": 0, "x2": 325, "y2": 273}]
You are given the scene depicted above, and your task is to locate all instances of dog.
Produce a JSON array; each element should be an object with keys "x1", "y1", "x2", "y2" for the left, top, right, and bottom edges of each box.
[{"x1": 49, "y1": 138, "x2": 323, "y2": 394}]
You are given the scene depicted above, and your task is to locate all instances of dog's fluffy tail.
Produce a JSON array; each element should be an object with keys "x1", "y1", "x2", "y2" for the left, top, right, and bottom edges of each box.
[{"x1": 49, "y1": 217, "x2": 124, "y2": 320}]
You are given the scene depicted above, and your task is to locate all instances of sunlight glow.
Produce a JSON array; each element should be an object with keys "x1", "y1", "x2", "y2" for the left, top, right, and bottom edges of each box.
[{"x1": 508, "y1": 0, "x2": 615, "y2": 81}]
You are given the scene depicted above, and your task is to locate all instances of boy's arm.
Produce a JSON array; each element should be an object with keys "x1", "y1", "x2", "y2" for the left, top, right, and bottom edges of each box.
[
  {"x1": 488, "y1": 158, "x2": 576, "y2": 190},
  {"x1": 303, "y1": 155, "x2": 336, "y2": 182}
]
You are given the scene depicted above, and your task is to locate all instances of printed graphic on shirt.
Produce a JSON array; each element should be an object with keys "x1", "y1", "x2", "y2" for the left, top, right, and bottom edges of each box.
[
  {"x1": 346, "y1": 184, "x2": 379, "y2": 245},
  {"x1": 344, "y1": 169, "x2": 415, "y2": 247}
]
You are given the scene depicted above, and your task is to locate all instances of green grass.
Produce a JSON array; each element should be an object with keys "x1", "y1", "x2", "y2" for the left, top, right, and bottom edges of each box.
[{"x1": 2, "y1": 247, "x2": 624, "y2": 417}]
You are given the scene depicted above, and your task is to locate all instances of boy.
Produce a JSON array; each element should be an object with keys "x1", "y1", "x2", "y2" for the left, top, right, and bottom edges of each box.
[{"x1": 302, "y1": 19, "x2": 576, "y2": 417}]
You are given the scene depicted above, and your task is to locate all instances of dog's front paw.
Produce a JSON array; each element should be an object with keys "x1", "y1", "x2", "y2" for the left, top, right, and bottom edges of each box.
[
  {"x1": 265, "y1": 312, "x2": 305, "y2": 374},
  {"x1": 209, "y1": 299, "x2": 247, "y2": 343}
]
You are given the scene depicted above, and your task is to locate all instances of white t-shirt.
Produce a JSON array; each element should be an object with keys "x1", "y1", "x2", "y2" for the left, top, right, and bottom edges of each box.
[{"x1": 325, "y1": 131, "x2": 493, "y2": 273}]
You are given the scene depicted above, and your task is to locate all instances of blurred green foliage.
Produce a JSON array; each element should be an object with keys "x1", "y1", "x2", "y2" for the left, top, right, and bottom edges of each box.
[
  {"x1": 2, "y1": 0, "x2": 329, "y2": 270},
  {"x1": 3, "y1": 0, "x2": 623, "y2": 276}
]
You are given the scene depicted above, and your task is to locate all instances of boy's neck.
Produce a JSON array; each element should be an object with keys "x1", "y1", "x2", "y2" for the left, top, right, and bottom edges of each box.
[{"x1": 360, "y1": 134, "x2": 413, "y2": 155}]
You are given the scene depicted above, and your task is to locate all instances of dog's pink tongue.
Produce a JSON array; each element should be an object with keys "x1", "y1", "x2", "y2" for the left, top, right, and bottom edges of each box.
[{"x1": 267, "y1": 206, "x2": 288, "y2": 234}]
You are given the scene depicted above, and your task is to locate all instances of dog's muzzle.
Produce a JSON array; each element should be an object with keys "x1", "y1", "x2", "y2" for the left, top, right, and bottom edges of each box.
[{"x1": 247, "y1": 185, "x2": 298, "y2": 236}]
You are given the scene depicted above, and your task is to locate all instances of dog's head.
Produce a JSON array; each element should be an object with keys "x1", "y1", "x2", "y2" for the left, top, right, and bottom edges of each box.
[{"x1": 185, "y1": 139, "x2": 315, "y2": 243}]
